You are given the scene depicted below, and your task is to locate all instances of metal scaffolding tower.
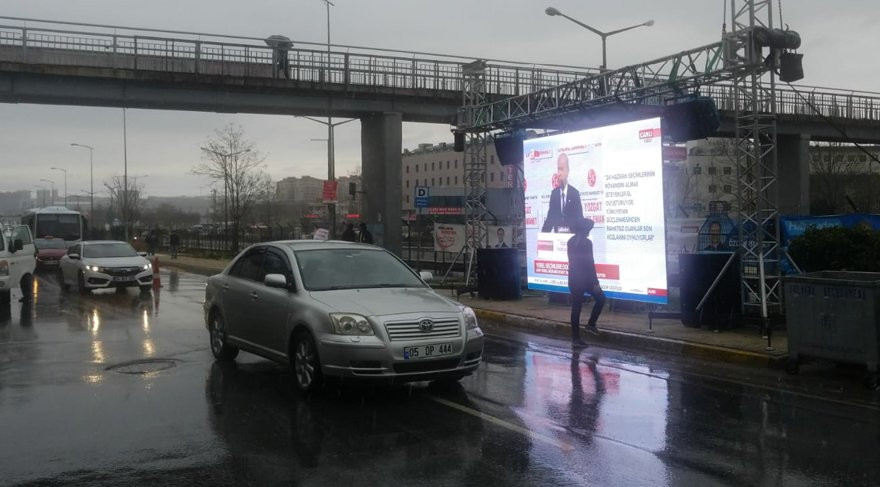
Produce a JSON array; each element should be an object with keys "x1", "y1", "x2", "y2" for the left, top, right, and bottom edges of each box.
[
  {"x1": 727, "y1": 0, "x2": 783, "y2": 328},
  {"x1": 460, "y1": 60, "x2": 490, "y2": 288}
]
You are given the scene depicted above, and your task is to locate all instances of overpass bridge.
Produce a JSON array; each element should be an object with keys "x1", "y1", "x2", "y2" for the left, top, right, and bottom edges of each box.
[{"x1": 2, "y1": 17, "x2": 880, "y2": 254}]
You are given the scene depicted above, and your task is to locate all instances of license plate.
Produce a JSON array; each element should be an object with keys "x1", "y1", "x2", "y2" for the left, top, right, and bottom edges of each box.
[
  {"x1": 113, "y1": 276, "x2": 135, "y2": 282},
  {"x1": 403, "y1": 343, "x2": 454, "y2": 360}
]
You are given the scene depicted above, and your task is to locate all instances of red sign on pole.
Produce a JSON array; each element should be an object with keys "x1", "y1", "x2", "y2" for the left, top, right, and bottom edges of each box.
[{"x1": 322, "y1": 180, "x2": 338, "y2": 203}]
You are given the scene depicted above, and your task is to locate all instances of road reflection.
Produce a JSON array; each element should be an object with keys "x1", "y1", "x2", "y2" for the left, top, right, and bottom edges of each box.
[{"x1": 205, "y1": 361, "x2": 543, "y2": 485}]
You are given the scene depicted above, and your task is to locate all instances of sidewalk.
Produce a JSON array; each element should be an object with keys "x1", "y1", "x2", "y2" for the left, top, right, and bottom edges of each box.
[{"x1": 154, "y1": 253, "x2": 788, "y2": 368}]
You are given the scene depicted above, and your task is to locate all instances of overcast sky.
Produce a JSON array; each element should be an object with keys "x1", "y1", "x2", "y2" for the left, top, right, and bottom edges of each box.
[{"x1": 1, "y1": 0, "x2": 877, "y2": 197}]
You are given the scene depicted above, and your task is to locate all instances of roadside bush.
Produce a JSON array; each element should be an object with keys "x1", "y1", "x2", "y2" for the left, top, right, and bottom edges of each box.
[{"x1": 788, "y1": 225, "x2": 880, "y2": 272}]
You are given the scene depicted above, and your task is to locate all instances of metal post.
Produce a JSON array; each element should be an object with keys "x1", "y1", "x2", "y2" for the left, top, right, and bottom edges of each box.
[{"x1": 123, "y1": 108, "x2": 129, "y2": 242}]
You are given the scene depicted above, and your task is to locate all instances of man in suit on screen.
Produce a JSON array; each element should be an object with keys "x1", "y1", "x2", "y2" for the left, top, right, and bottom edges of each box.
[{"x1": 542, "y1": 153, "x2": 583, "y2": 233}]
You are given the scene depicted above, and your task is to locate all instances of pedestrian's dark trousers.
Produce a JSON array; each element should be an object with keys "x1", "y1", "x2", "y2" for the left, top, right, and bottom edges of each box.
[{"x1": 570, "y1": 284, "x2": 606, "y2": 338}]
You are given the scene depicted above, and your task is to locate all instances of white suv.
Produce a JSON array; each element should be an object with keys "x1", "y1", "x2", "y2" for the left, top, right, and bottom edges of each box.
[{"x1": 0, "y1": 225, "x2": 36, "y2": 307}]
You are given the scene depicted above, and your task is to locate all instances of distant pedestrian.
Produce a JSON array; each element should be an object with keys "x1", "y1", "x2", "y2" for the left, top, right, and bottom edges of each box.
[
  {"x1": 146, "y1": 229, "x2": 158, "y2": 256},
  {"x1": 357, "y1": 222, "x2": 374, "y2": 245},
  {"x1": 169, "y1": 232, "x2": 181, "y2": 260},
  {"x1": 567, "y1": 217, "x2": 605, "y2": 348},
  {"x1": 340, "y1": 222, "x2": 357, "y2": 242}
]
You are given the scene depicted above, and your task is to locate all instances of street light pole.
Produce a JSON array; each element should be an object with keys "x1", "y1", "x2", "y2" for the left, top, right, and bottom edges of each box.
[
  {"x1": 39, "y1": 179, "x2": 55, "y2": 205},
  {"x1": 304, "y1": 116, "x2": 354, "y2": 238},
  {"x1": 319, "y1": 0, "x2": 336, "y2": 237},
  {"x1": 544, "y1": 7, "x2": 653, "y2": 71},
  {"x1": 50, "y1": 167, "x2": 68, "y2": 207},
  {"x1": 123, "y1": 108, "x2": 129, "y2": 242},
  {"x1": 70, "y1": 143, "x2": 95, "y2": 221}
]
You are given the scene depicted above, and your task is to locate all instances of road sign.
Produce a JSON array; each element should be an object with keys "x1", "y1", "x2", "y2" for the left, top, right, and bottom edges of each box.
[
  {"x1": 414, "y1": 186, "x2": 429, "y2": 208},
  {"x1": 322, "y1": 180, "x2": 338, "y2": 203}
]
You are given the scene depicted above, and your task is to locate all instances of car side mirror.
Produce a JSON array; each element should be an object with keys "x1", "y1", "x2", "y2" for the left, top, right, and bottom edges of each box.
[
  {"x1": 137, "y1": 252, "x2": 148, "y2": 258},
  {"x1": 69, "y1": 253, "x2": 81, "y2": 260},
  {"x1": 12, "y1": 239, "x2": 23, "y2": 253},
  {"x1": 264, "y1": 273, "x2": 289, "y2": 289},
  {"x1": 419, "y1": 271, "x2": 434, "y2": 282}
]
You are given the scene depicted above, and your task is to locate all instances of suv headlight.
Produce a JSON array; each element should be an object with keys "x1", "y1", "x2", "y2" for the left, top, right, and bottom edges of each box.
[
  {"x1": 143, "y1": 263, "x2": 152, "y2": 270},
  {"x1": 329, "y1": 313, "x2": 374, "y2": 336},
  {"x1": 86, "y1": 265, "x2": 102, "y2": 272},
  {"x1": 462, "y1": 306, "x2": 479, "y2": 330}
]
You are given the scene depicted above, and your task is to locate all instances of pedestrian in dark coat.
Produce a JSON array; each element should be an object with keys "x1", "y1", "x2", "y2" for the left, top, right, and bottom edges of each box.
[
  {"x1": 567, "y1": 217, "x2": 605, "y2": 348},
  {"x1": 340, "y1": 223, "x2": 357, "y2": 242},
  {"x1": 357, "y1": 223, "x2": 374, "y2": 245}
]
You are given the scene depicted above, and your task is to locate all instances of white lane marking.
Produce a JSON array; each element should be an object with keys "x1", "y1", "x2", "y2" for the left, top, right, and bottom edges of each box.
[{"x1": 429, "y1": 396, "x2": 574, "y2": 452}]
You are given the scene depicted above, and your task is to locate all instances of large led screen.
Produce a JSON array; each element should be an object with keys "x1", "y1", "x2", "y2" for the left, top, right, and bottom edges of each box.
[{"x1": 523, "y1": 117, "x2": 668, "y2": 304}]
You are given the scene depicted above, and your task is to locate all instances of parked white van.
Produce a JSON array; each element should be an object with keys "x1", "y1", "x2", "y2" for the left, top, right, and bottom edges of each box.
[{"x1": 0, "y1": 225, "x2": 36, "y2": 307}]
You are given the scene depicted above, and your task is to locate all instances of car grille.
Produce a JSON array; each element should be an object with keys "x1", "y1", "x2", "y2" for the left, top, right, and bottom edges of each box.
[
  {"x1": 393, "y1": 358, "x2": 460, "y2": 374},
  {"x1": 104, "y1": 267, "x2": 142, "y2": 277},
  {"x1": 384, "y1": 318, "x2": 460, "y2": 342}
]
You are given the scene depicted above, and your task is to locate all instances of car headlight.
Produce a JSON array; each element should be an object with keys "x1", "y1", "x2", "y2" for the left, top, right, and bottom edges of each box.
[
  {"x1": 462, "y1": 306, "x2": 479, "y2": 330},
  {"x1": 329, "y1": 313, "x2": 374, "y2": 336},
  {"x1": 143, "y1": 263, "x2": 152, "y2": 270},
  {"x1": 86, "y1": 265, "x2": 102, "y2": 272}
]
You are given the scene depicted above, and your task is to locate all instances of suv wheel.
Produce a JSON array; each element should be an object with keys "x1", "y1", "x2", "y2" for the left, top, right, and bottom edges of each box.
[
  {"x1": 209, "y1": 312, "x2": 239, "y2": 361},
  {"x1": 19, "y1": 274, "x2": 33, "y2": 304},
  {"x1": 57, "y1": 269, "x2": 69, "y2": 292},
  {"x1": 292, "y1": 330, "x2": 322, "y2": 393}
]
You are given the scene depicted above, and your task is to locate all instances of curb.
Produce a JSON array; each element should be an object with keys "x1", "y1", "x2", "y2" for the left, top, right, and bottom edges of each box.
[{"x1": 473, "y1": 308, "x2": 787, "y2": 368}]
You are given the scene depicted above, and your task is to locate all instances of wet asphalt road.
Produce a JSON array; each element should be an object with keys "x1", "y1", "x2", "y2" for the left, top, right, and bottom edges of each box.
[{"x1": 1, "y1": 269, "x2": 878, "y2": 486}]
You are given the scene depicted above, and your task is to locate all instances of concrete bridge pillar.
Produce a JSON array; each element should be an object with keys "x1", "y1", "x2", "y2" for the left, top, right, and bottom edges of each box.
[
  {"x1": 777, "y1": 133, "x2": 812, "y2": 215},
  {"x1": 360, "y1": 112, "x2": 402, "y2": 256}
]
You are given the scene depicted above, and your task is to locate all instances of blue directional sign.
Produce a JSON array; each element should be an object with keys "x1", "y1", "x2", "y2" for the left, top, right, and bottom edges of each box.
[{"x1": 414, "y1": 186, "x2": 430, "y2": 208}]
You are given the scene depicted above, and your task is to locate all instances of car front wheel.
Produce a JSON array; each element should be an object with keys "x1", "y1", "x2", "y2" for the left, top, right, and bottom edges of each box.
[
  {"x1": 292, "y1": 330, "x2": 322, "y2": 393},
  {"x1": 77, "y1": 272, "x2": 90, "y2": 295},
  {"x1": 209, "y1": 312, "x2": 239, "y2": 361}
]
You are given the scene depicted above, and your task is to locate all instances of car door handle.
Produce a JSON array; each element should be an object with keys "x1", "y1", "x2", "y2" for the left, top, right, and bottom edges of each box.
[
  {"x1": 250, "y1": 291, "x2": 258, "y2": 300},
  {"x1": 222, "y1": 284, "x2": 230, "y2": 291}
]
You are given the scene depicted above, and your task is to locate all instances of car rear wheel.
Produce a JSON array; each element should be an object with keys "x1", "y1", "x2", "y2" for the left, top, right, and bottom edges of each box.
[
  {"x1": 77, "y1": 272, "x2": 90, "y2": 295},
  {"x1": 292, "y1": 330, "x2": 322, "y2": 393},
  {"x1": 209, "y1": 312, "x2": 239, "y2": 361}
]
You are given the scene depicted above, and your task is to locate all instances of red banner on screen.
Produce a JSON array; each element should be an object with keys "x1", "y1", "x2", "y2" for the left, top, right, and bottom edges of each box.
[{"x1": 595, "y1": 264, "x2": 620, "y2": 280}]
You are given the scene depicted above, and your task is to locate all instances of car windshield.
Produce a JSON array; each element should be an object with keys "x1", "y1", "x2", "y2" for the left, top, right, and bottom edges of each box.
[
  {"x1": 83, "y1": 243, "x2": 138, "y2": 258},
  {"x1": 293, "y1": 248, "x2": 425, "y2": 292},
  {"x1": 35, "y1": 238, "x2": 67, "y2": 249}
]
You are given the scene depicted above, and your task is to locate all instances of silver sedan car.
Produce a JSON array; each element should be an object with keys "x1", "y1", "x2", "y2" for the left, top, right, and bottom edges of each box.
[{"x1": 203, "y1": 241, "x2": 484, "y2": 392}]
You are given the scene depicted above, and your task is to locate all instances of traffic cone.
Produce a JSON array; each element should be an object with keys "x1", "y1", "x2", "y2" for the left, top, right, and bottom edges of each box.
[{"x1": 152, "y1": 256, "x2": 163, "y2": 289}]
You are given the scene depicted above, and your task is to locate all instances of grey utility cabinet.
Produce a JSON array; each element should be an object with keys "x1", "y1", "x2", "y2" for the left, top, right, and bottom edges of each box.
[{"x1": 784, "y1": 271, "x2": 880, "y2": 387}]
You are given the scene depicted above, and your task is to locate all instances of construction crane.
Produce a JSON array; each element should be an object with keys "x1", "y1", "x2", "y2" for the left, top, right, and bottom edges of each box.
[{"x1": 454, "y1": 0, "x2": 802, "y2": 346}]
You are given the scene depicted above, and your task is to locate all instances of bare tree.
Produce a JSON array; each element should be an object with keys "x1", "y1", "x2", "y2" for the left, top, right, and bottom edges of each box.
[
  {"x1": 104, "y1": 175, "x2": 145, "y2": 239},
  {"x1": 193, "y1": 124, "x2": 270, "y2": 252}
]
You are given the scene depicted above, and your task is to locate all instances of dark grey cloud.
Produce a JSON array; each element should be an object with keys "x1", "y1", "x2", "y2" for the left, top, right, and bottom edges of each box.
[{"x1": 1, "y1": 0, "x2": 875, "y2": 196}]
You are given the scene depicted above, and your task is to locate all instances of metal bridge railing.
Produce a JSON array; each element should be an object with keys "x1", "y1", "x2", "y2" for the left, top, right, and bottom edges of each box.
[
  {"x1": 1, "y1": 22, "x2": 879, "y2": 123},
  {"x1": 0, "y1": 23, "x2": 589, "y2": 99}
]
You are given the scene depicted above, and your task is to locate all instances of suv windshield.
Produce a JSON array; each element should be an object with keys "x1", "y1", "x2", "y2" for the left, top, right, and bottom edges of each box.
[
  {"x1": 83, "y1": 243, "x2": 138, "y2": 258},
  {"x1": 293, "y1": 248, "x2": 425, "y2": 291}
]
